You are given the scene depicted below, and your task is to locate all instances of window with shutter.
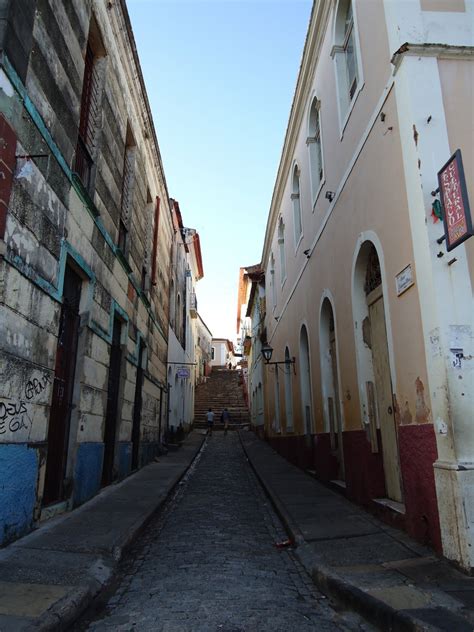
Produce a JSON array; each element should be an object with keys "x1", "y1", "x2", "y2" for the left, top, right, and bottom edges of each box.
[
  {"x1": 74, "y1": 16, "x2": 106, "y2": 191},
  {"x1": 118, "y1": 123, "x2": 136, "y2": 254}
]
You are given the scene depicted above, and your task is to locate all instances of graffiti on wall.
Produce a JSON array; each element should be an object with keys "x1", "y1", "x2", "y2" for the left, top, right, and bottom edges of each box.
[
  {"x1": 0, "y1": 401, "x2": 30, "y2": 434},
  {"x1": 25, "y1": 374, "x2": 51, "y2": 400},
  {"x1": 0, "y1": 372, "x2": 52, "y2": 440}
]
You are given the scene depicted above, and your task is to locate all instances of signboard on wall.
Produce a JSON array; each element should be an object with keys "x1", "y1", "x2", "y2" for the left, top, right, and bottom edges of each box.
[
  {"x1": 177, "y1": 367, "x2": 190, "y2": 378},
  {"x1": 395, "y1": 264, "x2": 414, "y2": 296},
  {"x1": 438, "y1": 149, "x2": 473, "y2": 251}
]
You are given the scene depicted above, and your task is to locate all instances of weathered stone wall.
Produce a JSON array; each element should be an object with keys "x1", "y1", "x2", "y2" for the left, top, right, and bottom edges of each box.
[{"x1": 0, "y1": 0, "x2": 174, "y2": 544}]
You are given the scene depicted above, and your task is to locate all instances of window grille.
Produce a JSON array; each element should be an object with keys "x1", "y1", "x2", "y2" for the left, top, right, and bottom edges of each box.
[
  {"x1": 75, "y1": 43, "x2": 102, "y2": 188},
  {"x1": 364, "y1": 246, "x2": 382, "y2": 295}
]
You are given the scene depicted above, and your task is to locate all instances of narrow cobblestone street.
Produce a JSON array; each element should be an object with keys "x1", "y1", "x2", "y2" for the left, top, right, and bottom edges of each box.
[{"x1": 74, "y1": 434, "x2": 370, "y2": 631}]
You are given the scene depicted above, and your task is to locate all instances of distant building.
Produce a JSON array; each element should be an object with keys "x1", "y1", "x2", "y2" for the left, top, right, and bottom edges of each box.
[
  {"x1": 167, "y1": 200, "x2": 204, "y2": 435},
  {"x1": 211, "y1": 338, "x2": 235, "y2": 369},
  {"x1": 237, "y1": 265, "x2": 265, "y2": 434},
  {"x1": 194, "y1": 314, "x2": 213, "y2": 385}
]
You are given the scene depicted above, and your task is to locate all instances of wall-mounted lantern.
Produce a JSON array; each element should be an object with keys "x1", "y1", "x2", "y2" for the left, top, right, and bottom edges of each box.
[{"x1": 261, "y1": 344, "x2": 296, "y2": 374}]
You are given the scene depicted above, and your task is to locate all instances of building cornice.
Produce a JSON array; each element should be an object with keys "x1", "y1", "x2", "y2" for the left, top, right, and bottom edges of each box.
[
  {"x1": 391, "y1": 42, "x2": 474, "y2": 73},
  {"x1": 261, "y1": 0, "x2": 332, "y2": 266}
]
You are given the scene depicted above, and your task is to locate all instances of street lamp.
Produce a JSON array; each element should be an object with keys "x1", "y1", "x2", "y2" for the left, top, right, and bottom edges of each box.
[
  {"x1": 261, "y1": 344, "x2": 296, "y2": 374},
  {"x1": 261, "y1": 343, "x2": 273, "y2": 364}
]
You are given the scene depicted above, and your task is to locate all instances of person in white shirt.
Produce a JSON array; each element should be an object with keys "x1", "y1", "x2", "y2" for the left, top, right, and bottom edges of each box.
[{"x1": 206, "y1": 408, "x2": 214, "y2": 436}]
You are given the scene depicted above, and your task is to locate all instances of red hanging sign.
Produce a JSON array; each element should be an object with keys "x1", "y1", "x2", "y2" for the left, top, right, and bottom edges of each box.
[{"x1": 438, "y1": 149, "x2": 473, "y2": 251}]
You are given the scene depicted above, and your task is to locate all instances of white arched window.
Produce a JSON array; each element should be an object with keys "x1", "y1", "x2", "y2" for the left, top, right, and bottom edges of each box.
[
  {"x1": 332, "y1": 0, "x2": 362, "y2": 126},
  {"x1": 308, "y1": 98, "x2": 323, "y2": 203},
  {"x1": 284, "y1": 346, "x2": 294, "y2": 431},
  {"x1": 291, "y1": 165, "x2": 302, "y2": 246},
  {"x1": 278, "y1": 218, "x2": 286, "y2": 285}
]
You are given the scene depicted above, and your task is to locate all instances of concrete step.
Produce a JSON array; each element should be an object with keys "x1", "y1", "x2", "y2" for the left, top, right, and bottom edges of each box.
[{"x1": 193, "y1": 369, "x2": 250, "y2": 428}]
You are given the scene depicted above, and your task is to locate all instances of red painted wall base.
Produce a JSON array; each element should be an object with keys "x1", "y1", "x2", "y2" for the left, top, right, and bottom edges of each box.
[{"x1": 267, "y1": 423, "x2": 441, "y2": 553}]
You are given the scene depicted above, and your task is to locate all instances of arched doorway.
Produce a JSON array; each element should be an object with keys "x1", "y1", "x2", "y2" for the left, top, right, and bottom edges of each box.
[
  {"x1": 299, "y1": 325, "x2": 313, "y2": 437},
  {"x1": 320, "y1": 297, "x2": 344, "y2": 480},
  {"x1": 283, "y1": 347, "x2": 294, "y2": 431},
  {"x1": 354, "y1": 241, "x2": 402, "y2": 502}
]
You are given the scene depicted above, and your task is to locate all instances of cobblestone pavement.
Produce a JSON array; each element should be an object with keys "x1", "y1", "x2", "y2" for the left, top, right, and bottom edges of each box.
[{"x1": 74, "y1": 434, "x2": 372, "y2": 632}]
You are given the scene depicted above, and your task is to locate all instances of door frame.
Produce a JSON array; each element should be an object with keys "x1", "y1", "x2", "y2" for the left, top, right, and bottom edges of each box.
[
  {"x1": 102, "y1": 315, "x2": 126, "y2": 486},
  {"x1": 351, "y1": 235, "x2": 402, "y2": 499},
  {"x1": 367, "y1": 286, "x2": 403, "y2": 501},
  {"x1": 319, "y1": 292, "x2": 345, "y2": 479},
  {"x1": 43, "y1": 263, "x2": 84, "y2": 507}
]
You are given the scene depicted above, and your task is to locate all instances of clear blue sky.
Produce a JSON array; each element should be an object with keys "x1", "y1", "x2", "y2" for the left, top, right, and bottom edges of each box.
[{"x1": 127, "y1": 0, "x2": 312, "y2": 341}]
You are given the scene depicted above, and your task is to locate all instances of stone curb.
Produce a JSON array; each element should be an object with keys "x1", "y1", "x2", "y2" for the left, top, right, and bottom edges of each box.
[
  {"x1": 237, "y1": 431, "x2": 305, "y2": 547},
  {"x1": 238, "y1": 432, "x2": 438, "y2": 632},
  {"x1": 22, "y1": 434, "x2": 207, "y2": 632}
]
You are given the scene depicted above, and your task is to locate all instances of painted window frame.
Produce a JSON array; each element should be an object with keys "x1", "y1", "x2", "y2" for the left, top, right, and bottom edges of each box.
[
  {"x1": 307, "y1": 96, "x2": 325, "y2": 210},
  {"x1": 331, "y1": 0, "x2": 365, "y2": 137}
]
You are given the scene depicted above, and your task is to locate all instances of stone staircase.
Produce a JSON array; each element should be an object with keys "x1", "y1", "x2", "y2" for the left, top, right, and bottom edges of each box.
[{"x1": 194, "y1": 368, "x2": 250, "y2": 430}]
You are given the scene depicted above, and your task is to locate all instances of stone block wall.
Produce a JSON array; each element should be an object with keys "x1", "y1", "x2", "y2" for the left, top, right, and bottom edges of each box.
[{"x1": 0, "y1": 0, "x2": 174, "y2": 544}]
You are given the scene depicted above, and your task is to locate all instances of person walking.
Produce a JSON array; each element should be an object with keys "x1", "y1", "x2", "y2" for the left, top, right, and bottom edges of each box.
[
  {"x1": 221, "y1": 407, "x2": 230, "y2": 436},
  {"x1": 206, "y1": 408, "x2": 214, "y2": 436}
]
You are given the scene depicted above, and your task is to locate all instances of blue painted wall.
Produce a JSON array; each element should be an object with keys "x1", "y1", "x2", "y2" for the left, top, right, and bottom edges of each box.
[
  {"x1": 118, "y1": 442, "x2": 132, "y2": 479},
  {"x1": 0, "y1": 444, "x2": 38, "y2": 545},
  {"x1": 74, "y1": 443, "x2": 104, "y2": 506}
]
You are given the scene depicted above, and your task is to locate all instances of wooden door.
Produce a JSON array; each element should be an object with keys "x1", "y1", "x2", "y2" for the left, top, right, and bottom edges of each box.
[
  {"x1": 131, "y1": 341, "x2": 144, "y2": 470},
  {"x1": 102, "y1": 317, "x2": 122, "y2": 486},
  {"x1": 329, "y1": 334, "x2": 345, "y2": 480},
  {"x1": 369, "y1": 294, "x2": 403, "y2": 502},
  {"x1": 43, "y1": 266, "x2": 82, "y2": 506}
]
